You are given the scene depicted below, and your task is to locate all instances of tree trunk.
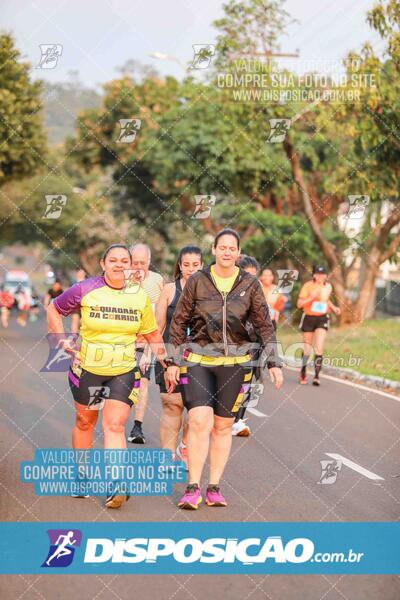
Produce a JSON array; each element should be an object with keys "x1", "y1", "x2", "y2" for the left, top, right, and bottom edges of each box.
[
  {"x1": 352, "y1": 248, "x2": 381, "y2": 323},
  {"x1": 281, "y1": 134, "x2": 400, "y2": 325},
  {"x1": 328, "y1": 274, "x2": 354, "y2": 325},
  {"x1": 283, "y1": 134, "x2": 352, "y2": 325},
  {"x1": 79, "y1": 250, "x2": 98, "y2": 276}
]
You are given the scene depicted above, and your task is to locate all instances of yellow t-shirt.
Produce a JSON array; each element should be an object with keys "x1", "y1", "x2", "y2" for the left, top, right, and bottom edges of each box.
[
  {"x1": 54, "y1": 276, "x2": 158, "y2": 376},
  {"x1": 210, "y1": 265, "x2": 239, "y2": 294}
]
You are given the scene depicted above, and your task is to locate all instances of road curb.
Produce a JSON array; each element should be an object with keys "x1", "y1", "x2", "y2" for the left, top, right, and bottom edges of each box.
[{"x1": 283, "y1": 358, "x2": 400, "y2": 397}]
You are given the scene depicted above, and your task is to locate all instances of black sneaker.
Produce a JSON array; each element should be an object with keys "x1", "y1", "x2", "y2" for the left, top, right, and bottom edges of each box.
[
  {"x1": 128, "y1": 423, "x2": 146, "y2": 444},
  {"x1": 312, "y1": 377, "x2": 320, "y2": 386}
]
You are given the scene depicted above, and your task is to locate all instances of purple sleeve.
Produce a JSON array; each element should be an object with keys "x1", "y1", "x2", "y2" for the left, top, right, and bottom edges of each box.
[{"x1": 53, "y1": 283, "x2": 83, "y2": 316}]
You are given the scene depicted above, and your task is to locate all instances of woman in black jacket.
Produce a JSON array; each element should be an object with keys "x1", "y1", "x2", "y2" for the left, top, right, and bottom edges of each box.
[{"x1": 165, "y1": 229, "x2": 283, "y2": 510}]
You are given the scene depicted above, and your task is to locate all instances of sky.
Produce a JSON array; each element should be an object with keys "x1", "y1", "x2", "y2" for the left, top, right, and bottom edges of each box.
[{"x1": 1, "y1": 0, "x2": 384, "y2": 89}]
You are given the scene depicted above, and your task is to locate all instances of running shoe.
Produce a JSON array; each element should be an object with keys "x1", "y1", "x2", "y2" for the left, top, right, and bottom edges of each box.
[
  {"x1": 128, "y1": 423, "x2": 146, "y2": 444},
  {"x1": 178, "y1": 484, "x2": 202, "y2": 510},
  {"x1": 312, "y1": 377, "x2": 320, "y2": 386},
  {"x1": 232, "y1": 418, "x2": 251, "y2": 437},
  {"x1": 71, "y1": 468, "x2": 89, "y2": 498},
  {"x1": 299, "y1": 372, "x2": 308, "y2": 385},
  {"x1": 205, "y1": 485, "x2": 227, "y2": 507},
  {"x1": 105, "y1": 487, "x2": 130, "y2": 509},
  {"x1": 176, "y1": 441, "x2": 189, "y2": 470}
]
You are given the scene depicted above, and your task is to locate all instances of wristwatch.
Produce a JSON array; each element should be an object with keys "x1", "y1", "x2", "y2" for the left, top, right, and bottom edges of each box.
[{"x1": 164, "y1": 357, "x2": 178, "y2": 369}]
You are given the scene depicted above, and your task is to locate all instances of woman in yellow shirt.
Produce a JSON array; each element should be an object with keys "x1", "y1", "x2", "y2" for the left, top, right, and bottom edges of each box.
[
  {"x1": 166, "y1": 229, "x2": 283, "y2": 510},
  {"x1": 46, "y1": 244, "x2": 168, "y2": 508}
]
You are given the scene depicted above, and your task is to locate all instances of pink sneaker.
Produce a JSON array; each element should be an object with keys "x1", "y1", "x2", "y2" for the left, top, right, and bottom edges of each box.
[
  {"x1": 176, "y1": 442, "x2": 189, "y2": 471},
  {"x1": 178, "y1": 484, "x2": 202, "y2": 510},
  {"x1": 205, "y1": 485, "x2": 227, "y2": 507}
]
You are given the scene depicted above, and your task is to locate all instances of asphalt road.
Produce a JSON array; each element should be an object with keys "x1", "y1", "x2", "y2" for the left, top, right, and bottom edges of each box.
[{"x1": 1, "y1": 317, "x2": 399, "y2": 599}]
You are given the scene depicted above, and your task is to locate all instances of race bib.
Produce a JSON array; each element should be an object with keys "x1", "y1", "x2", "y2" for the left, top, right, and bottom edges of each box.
[{"x1": 311, "y1": 301, "x2": 327, "y2": 313}]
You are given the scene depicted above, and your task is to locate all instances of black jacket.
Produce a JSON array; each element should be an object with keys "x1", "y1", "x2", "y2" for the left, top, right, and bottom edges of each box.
[{"x1": 168, "y1": 265, "x2": 281, "y2": 368}]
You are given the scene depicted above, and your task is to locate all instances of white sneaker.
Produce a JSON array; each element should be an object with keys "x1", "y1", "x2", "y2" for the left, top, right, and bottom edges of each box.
[
  {"x1": 176, "y1": 442, "x2": 189, "y2": 471},
  {"x1": 232, "y1": 419, "x2": 251, "y2": 437}
]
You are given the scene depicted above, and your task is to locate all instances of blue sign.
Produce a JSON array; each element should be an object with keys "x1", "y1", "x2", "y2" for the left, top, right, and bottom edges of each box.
[{"x1": 0, "y1": 522, "x2": 399, "y2": 574}]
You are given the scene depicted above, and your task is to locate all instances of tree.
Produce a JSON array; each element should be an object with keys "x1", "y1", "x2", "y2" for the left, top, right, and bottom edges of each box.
[
  {"x1": 213, "y1": 0, "x2": 293, "y2": 68},
  {"x1": 211, "y1": 0, "x2": 400, "y2": 323},
  {"x1": 0, "y1": 166, "x2": 85, "y2": 269},
  {"x1": 282, "y1": 0, "x2": 400, "y2": 322},
  {"x1": 0, "y1": 34, "x2": 47, "y2": 184}
]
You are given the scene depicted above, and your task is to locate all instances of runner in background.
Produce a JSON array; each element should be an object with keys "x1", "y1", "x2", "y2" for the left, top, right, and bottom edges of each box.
[
  {"x1": 71, "y1": 268, "x2": 87, "y2": 335},
  {"x1": 155, "y1": 245, "x2": 203, "y2": 468},
  {"x1": 128, "y1": 243, "x2": 164, "y2": 444},
  {"x1": 259, "y1": 268, "x2": 287, "y2": 330},
  {"x1": 297, "y1": 265, "x2": 341, "y2": 386},
  {"x1": 232, "y1": 255, "x2": 260, "y2": 437},
  {"x1": 29, "y1": 287, "x2": 40, "y2": 322},
  {"x1": 0, "y1": 285, "x2": 15, "y2": 328},
  {"x1": 232, "y1": 265, "x2": 286, "y2": 436},
  {"x1": 15, "y1": 284, "x2": 32, "y2": 327},
  {"x1": 44, "y1": 279, "x2": 64, "y2": 309}
]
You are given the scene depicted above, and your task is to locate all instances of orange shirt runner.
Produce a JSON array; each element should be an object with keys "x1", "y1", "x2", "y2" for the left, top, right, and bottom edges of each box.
[
  {"x1": 298, "y1": 280, "x2": 332, "y2": 316},
  {"x1": 260, "y1": 285, "x2": 286, "y2": 322}
]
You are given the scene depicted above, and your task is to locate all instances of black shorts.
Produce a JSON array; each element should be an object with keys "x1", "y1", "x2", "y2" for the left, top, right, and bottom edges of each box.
[
  {"x1": 180, "y1": 361, "x2": 253, "y2": 418},
  {"x1": 300, "y1": 314, "x2": 329, "y2": 332},
  {"x1": 68, "y1": 367, "x2": 141, "y2": 409},
  {"x1": 155, "y1": 361, "x2": 182, "y2": 394},
  {"x1": 135, "y1": 347, "x2": 153, "y2": 380}
]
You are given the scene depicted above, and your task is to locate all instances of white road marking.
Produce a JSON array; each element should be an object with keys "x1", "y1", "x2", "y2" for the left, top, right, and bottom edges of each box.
[
  {"x1": 247, "y1": 407, "x2": 268, "y2": 417},
  {"x1": 325, "y1": 453, "x2": 385, "y2": 481},
  {"x1": 284, "y1": 364, "x2": 400, "y2": 402}
]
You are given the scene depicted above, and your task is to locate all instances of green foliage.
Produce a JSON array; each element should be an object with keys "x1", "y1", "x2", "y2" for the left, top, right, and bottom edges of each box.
[
  {"x1": 0, "y1": 162, "x2": 85, "y2": 269},
  {"x1": 0, "y1": 33, "x2": 47, "y2": 184},
  {"x1": 213, "y1": 0, "x2": 293, "y2": 69},
  {"x1": 7, "y1": 0, "x2": 395, "y2": 285},
  {"x1": 233, "y1": 209, "x2": 321, "y2": 269}
]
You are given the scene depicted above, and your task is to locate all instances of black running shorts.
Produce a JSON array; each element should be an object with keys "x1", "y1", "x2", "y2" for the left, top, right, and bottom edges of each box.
[
  {"x1": 300, "y1": 314, "x2": 329, "y2": 332},
  {"x1": 68, "y1": 366, "x2": 141, "y2": 409},
  {"x1": 179, "y1": 361, "x2": 253, "y2": 418}
]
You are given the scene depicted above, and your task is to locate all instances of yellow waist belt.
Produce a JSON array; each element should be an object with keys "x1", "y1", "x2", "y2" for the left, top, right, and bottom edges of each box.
[{"x1": 185, "y1": 352, "x2": 251, "y2": 366}]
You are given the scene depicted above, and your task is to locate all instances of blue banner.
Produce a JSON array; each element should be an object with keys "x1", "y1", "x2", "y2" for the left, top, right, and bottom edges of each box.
[{"x1": 0, "y1": 522, "x2": 398, "y2": 574}]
